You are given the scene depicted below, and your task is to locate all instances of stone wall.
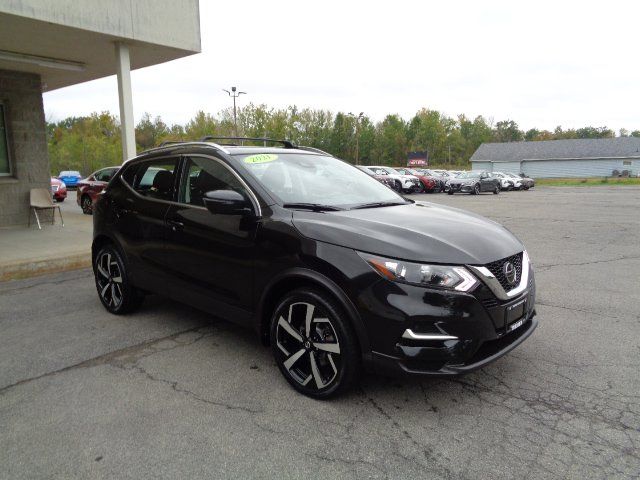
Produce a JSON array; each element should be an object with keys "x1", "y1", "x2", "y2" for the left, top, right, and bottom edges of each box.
[{"x1": 0, "y1": 69, "x2": 50, "y2": 227}]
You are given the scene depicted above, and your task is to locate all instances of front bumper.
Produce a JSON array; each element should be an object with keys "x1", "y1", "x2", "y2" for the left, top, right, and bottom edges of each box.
[
  {"x1": 357, "y1": 265, "x2": 537, "y2": 377},
  {"x1": 448, "y1": 183, "x2": 474, "y2": 193}
]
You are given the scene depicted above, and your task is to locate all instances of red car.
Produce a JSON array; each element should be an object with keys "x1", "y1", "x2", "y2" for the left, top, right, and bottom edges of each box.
[
  {"x1": 395, "y1": 168, "x2": 438, "y2": 193},
  {"x1": 76, "y1": 166, "x2": 119, "y2": 214},
  {"x1": 50, "y1": 177, "x2": 67, "y2": 202}
]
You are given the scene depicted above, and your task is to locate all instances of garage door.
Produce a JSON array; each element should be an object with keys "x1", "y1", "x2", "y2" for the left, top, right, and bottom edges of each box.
[{"x1": 493, "y1": 161, "x2": 521, "y2": 174}]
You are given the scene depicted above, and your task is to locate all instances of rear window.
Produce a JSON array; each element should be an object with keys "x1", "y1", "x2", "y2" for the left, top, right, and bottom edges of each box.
[
  {"x1": 121, "y1": 159, "x2": 178, "y2": 201},
  {"x1": 59, "y1": 171, "x2": 81, "y2": 177}
]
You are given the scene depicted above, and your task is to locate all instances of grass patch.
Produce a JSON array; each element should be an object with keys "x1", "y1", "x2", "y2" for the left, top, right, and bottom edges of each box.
[{"x1": 536, "y1": 177, "x2": 640, "y2": 187}]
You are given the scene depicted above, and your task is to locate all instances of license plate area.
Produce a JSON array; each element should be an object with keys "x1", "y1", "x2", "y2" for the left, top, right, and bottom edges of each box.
[{"x1": 505, "y1": 298, "x2": 526, "y2": 332}]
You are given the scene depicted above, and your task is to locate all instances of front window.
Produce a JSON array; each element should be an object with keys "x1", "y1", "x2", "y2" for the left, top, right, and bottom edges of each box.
[
  {"x1": 238, "y1": 153, "x2": 405, "y2": 208},
  {"x1": 180, "y1": 156, "x2": 246, "y2": 206}
]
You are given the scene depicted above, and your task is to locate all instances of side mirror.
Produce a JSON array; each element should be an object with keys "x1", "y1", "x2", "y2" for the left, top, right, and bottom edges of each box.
[{"x1": 203, "y1": 190, "x2": 252, "y2": 215}]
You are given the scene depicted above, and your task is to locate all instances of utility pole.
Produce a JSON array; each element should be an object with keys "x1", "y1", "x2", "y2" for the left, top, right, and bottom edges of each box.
[
  {"x1": 223, "y1": 86, "x2": 246, "y2": 137},
  {"x1": 348, "y1": 112, "x2": 364, "y2": 165}
]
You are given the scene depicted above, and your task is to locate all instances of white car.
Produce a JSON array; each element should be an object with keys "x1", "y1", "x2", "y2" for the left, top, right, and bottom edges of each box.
[
  {"x1": 364, "y1": 166, "x2": 421, "y2": 193},
  {"x1": 490, "y1": 172, "x2": 515, "y2": 191},
  {"x1": 502, "y1": 172, "x2": 524, "y2": 190}
]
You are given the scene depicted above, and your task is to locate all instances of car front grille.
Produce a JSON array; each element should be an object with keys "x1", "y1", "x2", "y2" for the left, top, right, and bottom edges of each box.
[{"x1": 485, "y1": 252, "x2": 523, "y2": 291}]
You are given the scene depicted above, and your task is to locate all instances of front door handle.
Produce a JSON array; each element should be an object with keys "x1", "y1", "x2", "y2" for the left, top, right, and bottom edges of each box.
[{"x1": 167, "y1": 220, "x2": 184, "y2": 232}]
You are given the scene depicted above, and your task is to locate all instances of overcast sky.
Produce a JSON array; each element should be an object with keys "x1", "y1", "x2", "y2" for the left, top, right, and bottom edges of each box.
[{"x1": 43, "y1": 0, "x2": 640, "y2": 132}]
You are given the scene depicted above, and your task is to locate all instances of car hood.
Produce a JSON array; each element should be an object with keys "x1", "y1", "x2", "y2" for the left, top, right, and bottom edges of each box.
[{"x1": 291, "y1": 202, "x2": 523, "y2": 265}]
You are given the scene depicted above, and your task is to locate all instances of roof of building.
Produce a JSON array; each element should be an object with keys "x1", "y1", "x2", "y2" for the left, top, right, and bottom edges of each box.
[{"x1": 470, "y1": 137, "x2": 640, "y2": 162}]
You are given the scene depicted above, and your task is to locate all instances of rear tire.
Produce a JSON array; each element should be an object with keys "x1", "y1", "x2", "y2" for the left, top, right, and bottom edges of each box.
[
  {"x1": 270, "y1": 288, "x2": 361, "y2": 399},
  {"x1": 94, "y1": 244, "x2": 144, "y2": 315},
  {"x1": 81, "y1": 195, "x2": 93, "y2": 215}
]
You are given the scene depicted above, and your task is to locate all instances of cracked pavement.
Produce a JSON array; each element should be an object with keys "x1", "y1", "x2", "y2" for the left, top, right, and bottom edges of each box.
[{"x1": 1, "y1": 186, "x2": 639, "y2": 479}]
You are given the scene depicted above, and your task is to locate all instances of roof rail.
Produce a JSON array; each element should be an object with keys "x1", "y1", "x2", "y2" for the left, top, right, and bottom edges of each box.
[
  {"x1": 158, "y1": 140, "x2": 185, "y2": 147},
  {"x1": 295, "y1": 145, "x2": 333, "y2": 156},
  {"x1": 199, "y1": 136, "x2": 297, "y2": 149}
]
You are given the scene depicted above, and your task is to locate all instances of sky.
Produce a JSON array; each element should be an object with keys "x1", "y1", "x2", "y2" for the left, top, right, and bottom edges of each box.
[{"x1": 43, "y1": 0, "x2": 640, "y2": 133}]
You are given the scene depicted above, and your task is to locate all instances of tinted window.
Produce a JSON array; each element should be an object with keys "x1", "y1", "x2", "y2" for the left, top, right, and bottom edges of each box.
[
  {"x1": 179, "y1": 156, "x2": 245, "y2": 206},
  {"x1": 123, "y1": 159, "x2": 178, "y2": 201}
]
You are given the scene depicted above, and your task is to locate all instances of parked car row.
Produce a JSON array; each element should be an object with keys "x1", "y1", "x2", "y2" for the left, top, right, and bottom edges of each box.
[
  {"x1": 358, "y1": 166, "x2": 534, "y2": 195},
  {"x1": 51, "y1": 163, "x2": 535, "y2": 212},
  {"x1": 50, "y1": 167, "x2": 120, "y2": 213}
]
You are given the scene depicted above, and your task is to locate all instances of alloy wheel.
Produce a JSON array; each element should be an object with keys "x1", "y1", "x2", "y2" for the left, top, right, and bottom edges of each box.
[
  {"x1": 82, "y1": 196, "x2": 93, "y2": 214},
  {"x1": 96, "y1": 251, "x2": 124, "y2": 309},
  {"x1": 275, "y1": 301, "x2": 341, "y2": 390},
  {"x1": 474, "y1": 184, "x2": 481, "y2": 195}
]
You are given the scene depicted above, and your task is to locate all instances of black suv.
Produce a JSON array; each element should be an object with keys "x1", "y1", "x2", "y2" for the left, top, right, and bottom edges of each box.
[{"x1": 92, "y1": 138, "x2": 537, "y2": 398}]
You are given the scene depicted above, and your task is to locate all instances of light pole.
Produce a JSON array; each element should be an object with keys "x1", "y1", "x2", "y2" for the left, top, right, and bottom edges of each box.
[
  {"x1": 223, "y1": 86, "x2": 246, "y2": 137},
  {"x1": 348, "y1": 112, "x2": 364, "y2": 165}
]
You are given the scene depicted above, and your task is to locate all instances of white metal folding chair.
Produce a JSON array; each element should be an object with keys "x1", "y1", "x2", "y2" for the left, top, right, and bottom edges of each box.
[{"x1": 29, "y1": 188, "x2": 64, "y2": 229}]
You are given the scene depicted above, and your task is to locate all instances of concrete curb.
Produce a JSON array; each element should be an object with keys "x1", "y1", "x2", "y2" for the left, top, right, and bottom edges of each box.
[{"x1": 0, "y1": 252, "x2": 91, "y2": 282}]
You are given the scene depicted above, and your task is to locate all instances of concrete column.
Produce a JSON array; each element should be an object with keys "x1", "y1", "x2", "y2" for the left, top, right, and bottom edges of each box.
[{"x1": 115, "y1": 42, "x2": 136, "y2": 162}]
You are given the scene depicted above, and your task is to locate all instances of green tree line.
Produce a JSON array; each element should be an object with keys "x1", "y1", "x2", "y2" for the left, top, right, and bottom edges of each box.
[{"x1": 46, "y1": 106, "x2": 640, "y2": 175}]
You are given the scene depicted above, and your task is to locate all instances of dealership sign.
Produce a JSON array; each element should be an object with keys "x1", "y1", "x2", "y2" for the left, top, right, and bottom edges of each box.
[{"x1": 407, "y1": 151, "x2": 428, "y2": 167}]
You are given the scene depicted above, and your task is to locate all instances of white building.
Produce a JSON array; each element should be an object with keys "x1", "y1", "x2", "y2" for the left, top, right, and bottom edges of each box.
[{"x1": 471, "y1": 138, "x2": 640, "y2": 178}]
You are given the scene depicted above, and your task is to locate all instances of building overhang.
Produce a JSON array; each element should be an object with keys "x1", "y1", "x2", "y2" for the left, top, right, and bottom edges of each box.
[{"x1": 0, "y1": 0, "x2": 200, "y2": 91}]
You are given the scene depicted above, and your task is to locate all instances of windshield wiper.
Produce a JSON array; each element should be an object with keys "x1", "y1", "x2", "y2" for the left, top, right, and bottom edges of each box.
[
  {"x1": 351, "y1": 201, "x2": 407, "y2": 210},
  {"x1": 282, "y1": 203, "x2": 343, "y2": 211}
]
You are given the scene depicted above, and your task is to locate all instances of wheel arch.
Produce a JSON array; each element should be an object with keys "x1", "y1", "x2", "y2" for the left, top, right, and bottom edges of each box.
[
  {"x1": 257, "y1": 268, "x2": 372, "y2": 361},
  {"x1": 91, "y1": 234, "x2": 128, "y2": 266}
]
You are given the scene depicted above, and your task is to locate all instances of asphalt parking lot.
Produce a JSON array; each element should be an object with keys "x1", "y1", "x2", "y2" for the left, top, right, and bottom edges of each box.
[{"x1": 1, "y1": 186, "x2": 639, "y2": 479}]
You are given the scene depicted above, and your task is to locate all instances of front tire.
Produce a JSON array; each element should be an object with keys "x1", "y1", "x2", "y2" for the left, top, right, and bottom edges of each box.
[
  {"x1": 493, "y1": 185, "x2": 500, "y2": 194},
  {"x1": 94, "y1": 245, "x2": 144, "y2": 314},
  {"x1": 472, "y1": 183, "x2": 481, "y2": 195},
  {"x1": 270, "y1": 288, "x2": 361, "y2": 399}
]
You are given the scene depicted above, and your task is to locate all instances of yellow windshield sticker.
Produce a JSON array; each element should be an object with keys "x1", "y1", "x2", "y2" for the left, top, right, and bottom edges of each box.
[{"x1": 244, "y1": 154, "x2": 278, "y2": 164}]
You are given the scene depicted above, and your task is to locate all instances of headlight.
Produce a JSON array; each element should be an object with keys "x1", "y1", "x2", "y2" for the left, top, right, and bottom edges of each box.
[{"x1": 358, "y1": 252, "x2": 478, "y2": 291}]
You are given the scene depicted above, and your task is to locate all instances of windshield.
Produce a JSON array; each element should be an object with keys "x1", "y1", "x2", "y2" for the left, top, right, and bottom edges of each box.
[
  {"x1": 458, "y1": 172, "x2": 481, "y2": 179},
  {"x1": 238, "y1": 153, "x2": 405, "y2": 208}
]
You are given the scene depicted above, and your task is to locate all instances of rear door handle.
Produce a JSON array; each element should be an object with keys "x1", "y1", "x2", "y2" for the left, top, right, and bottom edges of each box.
[{"x1": 167, "y1": 220, "x2": 184, "y2": 232}]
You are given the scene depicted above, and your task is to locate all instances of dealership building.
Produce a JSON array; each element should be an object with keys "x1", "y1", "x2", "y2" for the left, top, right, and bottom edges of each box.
[
  {"x1": 0, "y1": 0, "x2": 200, "y2": 227},
  {"x1": 471, "y1": 137, "x2": 640, "y2": 178}
]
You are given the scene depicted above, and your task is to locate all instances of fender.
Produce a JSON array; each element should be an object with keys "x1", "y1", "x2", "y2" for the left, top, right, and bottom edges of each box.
[{"x1": 257, "y1": 267, "x2": 372, "y2": 361}]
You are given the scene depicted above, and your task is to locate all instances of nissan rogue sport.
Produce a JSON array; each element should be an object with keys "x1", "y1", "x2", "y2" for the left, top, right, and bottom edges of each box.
[{"x1": 92, "y1": 137, "x2": 537, "y2": 399}]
